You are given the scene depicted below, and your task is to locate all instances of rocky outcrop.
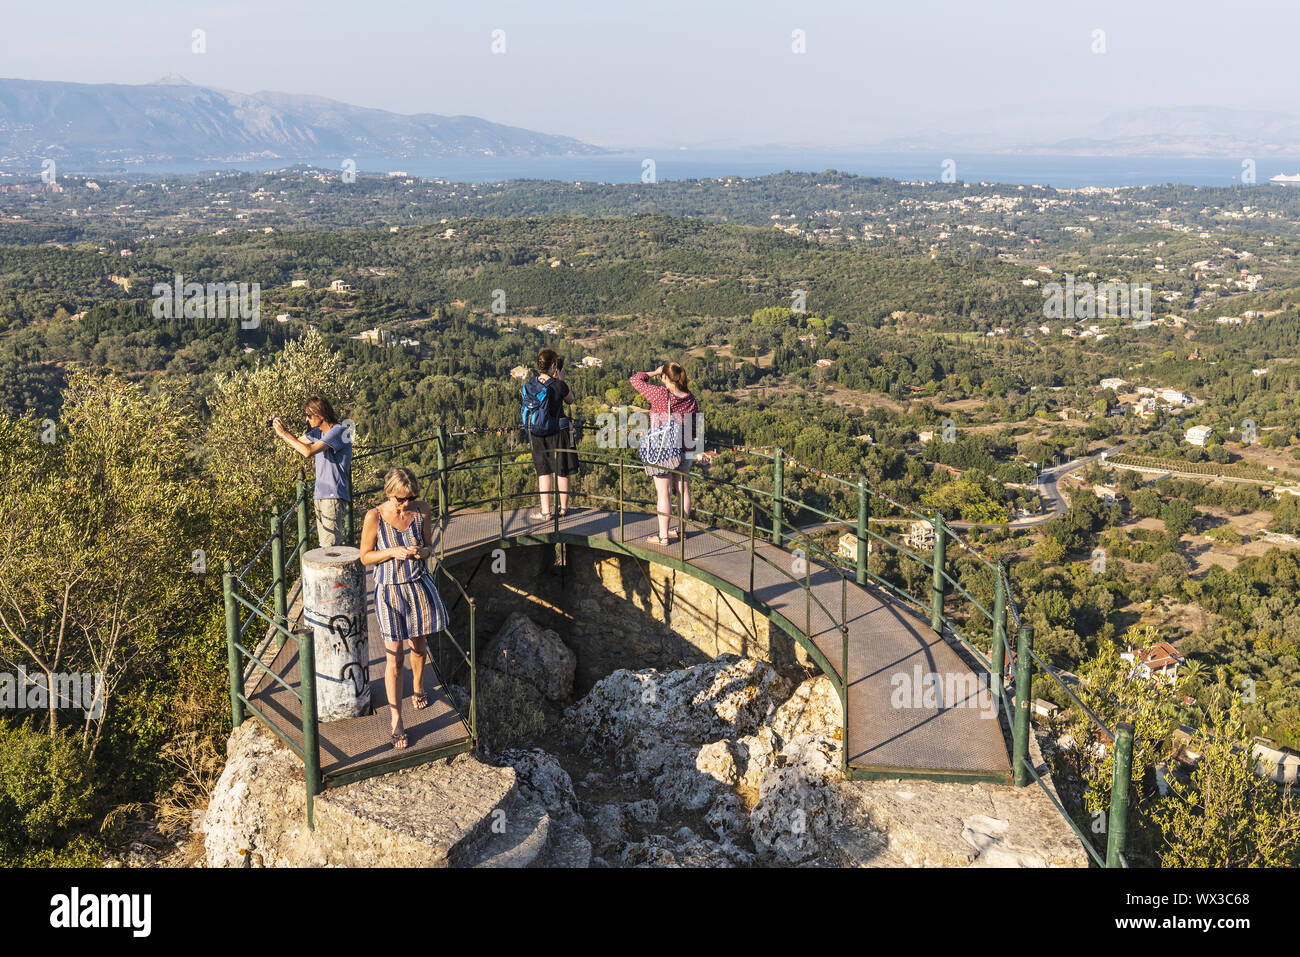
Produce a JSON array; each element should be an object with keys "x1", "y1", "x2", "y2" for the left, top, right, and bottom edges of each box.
[
  {"x1": 202, "y1": 614, "x2": 1085, "y2": 869},
  {"x1": 769, "y1": 675, "x2": 841, "y2": 743},
  {"x1": 616, "y1": 827, "x2": 754, "y2": 868},
  {"x1": 750, "y1": 734, "x2": 846, "y2": 864},
  {"x1": 477, "y1": 748, "x2": 592, "y2": 868},
  {"x1": 483, "y1": 614, "x2": 576, "y2": 704},
  {"x1": 563, "y1": 656, "x2": 791, "y2": 774},
  {"x1": 202, "y1": 721, "x2": 516, "y2": 867},
  {"x1": 474, "y1": 613, "x2": 578, "y2": 752},
  {"x1": 559, "y1": 658, "x2": 1086, "y2": 868}
]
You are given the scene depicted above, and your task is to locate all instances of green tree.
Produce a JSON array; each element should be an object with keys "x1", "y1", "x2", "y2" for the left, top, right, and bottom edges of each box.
[
  {"x1": 1152, "y1": 697, "x2": 1300, "y2": 867},
  {"x1": 1161, "y1": 498, "x2": 1196, "y2": 537},
  {"x1": 0, "y1": 723, "x2": 99, "y2": 866},
  {"x1": 0, "y1": 372, "x2": 210, "y2": 760}
]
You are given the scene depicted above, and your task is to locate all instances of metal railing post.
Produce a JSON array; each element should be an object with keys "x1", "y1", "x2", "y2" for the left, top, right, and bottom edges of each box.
[
  {"x1": 343, "y1": 468, "x2": 353, "y2": 546},
  {"x1": 298, "y1": 627, "x2": 320, "y2": 830},
  {"x1": 841, "y1": 623, "x2": 850, "y2": 775},
  {"x1": 805, "y1": 554, "x2": 812, "y2": 640},
  {"x1": 435, "y1": 424, "x2": 448, "y2": 519},
  {"x1": 991, "y1": 563, "x2": 1008, "y2": 692},
  {"x1": 679, "y1": 471, "x2": 687, "y2": 563},
  {"x1": 772, "y1": 448, "x2": 784, "y2": 547},
  {"x1": 1013, "y1": 625, "x2": 1034, "y2": 787},
  {"x1": 856, "y1": 477, "x2": 868, "y2": 586},
  {"x1": 1106, "y1": 723, "x2": 1134, "y2": 868},
  {"x1": 223, "y1": 560, "x2": 245, "y2": 728},
  {"x1": 296, "y1": 472, "x2": 309, "y2": 577},
  {"x1": 498, "y1": 451, "x2": 505, "y2": 539},
  {"x1": 618, "y1": 457, "x2": 625, "y2": 544},
  {"x1": 748, "y1": 502, "x2": 756, "y2": 595},
  {"x1": 469, "y1": 598, "x2": 478, "y2": 743},
  {"x1": 271, "y1": 513, "x2": 287, "y2": 640},
  {"x1": 930, "y1": 511, "x2": 947, "y2": 635}
]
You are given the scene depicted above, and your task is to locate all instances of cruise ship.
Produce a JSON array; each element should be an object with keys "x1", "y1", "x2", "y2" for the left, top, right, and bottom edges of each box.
[{"x1": 1270, "y1": 173, "x2": 1300, "y2": 186}]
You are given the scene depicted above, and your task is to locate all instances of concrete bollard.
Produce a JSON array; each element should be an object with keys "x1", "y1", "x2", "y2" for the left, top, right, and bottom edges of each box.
[{"x1": 301, "y1": 546, "x2": 371, "y2": 721}]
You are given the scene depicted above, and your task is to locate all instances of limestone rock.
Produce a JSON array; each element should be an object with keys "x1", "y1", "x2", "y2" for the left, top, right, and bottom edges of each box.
[
  {"x1": 538, "y1": 823, "x2": 594, "y2": 868},
  {"x1": 495, "y1": 748, "x2": 584, "y2": 830},
  {"x1": 562, "y1": 656, "x2": 791, "y2": 764},
  {"x1": 734, "y1": 727, "x2": 780, "y2": 796},
  {"x1": 459, "y1": 800, "x2": 550, "y2": 868},
  {"x1": 831, "y1": 779, "x2": 1087, "y2": 868},
  {"x1": 203, "y1": 720, "x2": 515, "y2": 868},
  {"x1": 769, "y1": 675, "x2": 842, "y2": 745},
  {"x1": 621, "y1": 799, "x2": 659, "y2": 825},
  {"x1": 749, "y1": 734, "x2": 846, "y2": 864},
  {"x1": 695, "y1": 658, "x2": 793, "y2": 732},
  {"x1": 483, "y1": 613, "x2": 577, "y2": 703},
  {"x1": 650, "y1": 737, "x2": 740, "y2": 815},
  {"x1": 704, "y1": 792, "x2": 749, "y2": 842},
  {"x1": 618, "y1": 827, "x2": 753, "y2": 868},
  {"x1": 652, "y1": 745, "x2": 728, "y2": 812},
  {"x1": 587, "y1": 803, "x2": 627, "y2": 847},
  {"x1": 203, "y1": 720, "x2": 313, "y2": 868},
  {"x1": 961, "y1": 814, "x2": 1048, "y2": 868},
  {"x1": 695, "y1": 739, "x2": 740, "y2": 788}
]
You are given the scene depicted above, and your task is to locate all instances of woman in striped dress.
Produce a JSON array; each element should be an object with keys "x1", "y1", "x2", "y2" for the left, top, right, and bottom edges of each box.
[{"x1": 359, "y1": 467, "x2": 449, "y2": 749}]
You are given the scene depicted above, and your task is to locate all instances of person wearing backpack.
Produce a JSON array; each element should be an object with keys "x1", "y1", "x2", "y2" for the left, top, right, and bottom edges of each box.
[
  {"x1": 522, "y1": 348, "x2": 577, "y2": 520},
  {"x1": 631, "y1": 362, "x2": 701, "y2": 545}
]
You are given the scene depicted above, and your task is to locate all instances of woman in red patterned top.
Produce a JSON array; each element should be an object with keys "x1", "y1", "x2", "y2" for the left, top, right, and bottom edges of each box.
[{"x1": 630, "y1": 362, "x2": 701, "y2": 545}]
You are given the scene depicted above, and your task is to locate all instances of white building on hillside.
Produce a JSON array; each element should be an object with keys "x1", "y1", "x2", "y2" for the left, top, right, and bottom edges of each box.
[{"x1": 1185, "y1": 425, "x2": 1213, "y2": 447}]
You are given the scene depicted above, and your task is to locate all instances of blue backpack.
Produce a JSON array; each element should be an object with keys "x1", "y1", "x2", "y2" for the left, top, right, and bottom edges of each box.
[{"x1": 521, "y1": 377, "x2": 561, "y2": 435}]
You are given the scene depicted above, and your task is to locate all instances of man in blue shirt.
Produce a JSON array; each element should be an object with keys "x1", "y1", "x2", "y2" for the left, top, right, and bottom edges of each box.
[{"x1": 272, "y1": 395, "x2": 352, "y2": 547}]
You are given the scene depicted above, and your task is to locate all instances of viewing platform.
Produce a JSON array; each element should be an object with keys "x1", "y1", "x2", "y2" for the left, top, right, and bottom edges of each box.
[
  {"x1": 243, "y1": 573, "x2": 473, "y2": 788},
  {"x1": 223, "y1": 430, "x2": 1133, "y2": 865},
  {"x1": 428, "y1": 505, "x2": 1011, "y2": 782}
]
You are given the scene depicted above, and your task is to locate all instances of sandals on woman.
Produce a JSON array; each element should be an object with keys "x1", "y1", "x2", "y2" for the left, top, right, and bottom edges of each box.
[
  {"x1": 389, "y1": 705, "x2": 407, "y2": 749},
  {"x1": 412, "y1": 691, "x2": 428, "y2": 710}
]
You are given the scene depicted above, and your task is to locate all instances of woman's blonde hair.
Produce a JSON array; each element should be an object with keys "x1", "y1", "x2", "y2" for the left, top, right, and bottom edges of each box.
[
  {"x1": 383, "y1": 467, "x2": 420, "y2": 500},
  {"x1": 664, "y1": 361, "x2": 689, "y2": 392}
]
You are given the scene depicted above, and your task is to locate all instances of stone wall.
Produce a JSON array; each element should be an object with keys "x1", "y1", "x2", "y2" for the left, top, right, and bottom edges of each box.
[{"x1": 439, "y1": 544, "x2": 811, "y2": 693}]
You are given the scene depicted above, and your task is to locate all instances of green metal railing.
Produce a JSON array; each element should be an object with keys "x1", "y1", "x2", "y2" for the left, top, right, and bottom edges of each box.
[
  {"x1": 222, "y1": 469, "x2": 479, "y2": 829},
  {"x1": 342, "y1": 422, "x2": 1135, "y2": 866}
]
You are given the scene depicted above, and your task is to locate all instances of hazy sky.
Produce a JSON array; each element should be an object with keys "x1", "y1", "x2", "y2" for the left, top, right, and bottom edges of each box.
[{"x1": 2, "y1": 0, "x2": 1295, "y2": 149}]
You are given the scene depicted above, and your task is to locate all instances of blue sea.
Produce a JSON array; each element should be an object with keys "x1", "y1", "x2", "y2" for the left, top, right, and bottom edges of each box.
[{"x1": 40, "y1": 150, "x2": 1300, "y2": 188}]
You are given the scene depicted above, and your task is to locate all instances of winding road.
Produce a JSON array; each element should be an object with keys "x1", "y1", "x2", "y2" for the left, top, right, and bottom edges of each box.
[
  {"x1": 950, "y1": 442, "x2": 1130, "y2": 530},
  {"x1": 787, "y1": 443, "x2": 1131, "y2": 535}
]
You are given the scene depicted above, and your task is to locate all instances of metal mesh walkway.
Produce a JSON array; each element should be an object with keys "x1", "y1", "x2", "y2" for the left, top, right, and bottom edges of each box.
[
  {"x1": 431, "y1": 506, "x2": 1012, "y2": 781},
  {"x1": 246, "y1": 574, "x2": 472, "y2": 782}
]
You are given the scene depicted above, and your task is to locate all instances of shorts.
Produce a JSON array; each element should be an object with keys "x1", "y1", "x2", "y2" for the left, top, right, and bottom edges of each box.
[
  {"x1": 315, "y1": 497, "x2": 347, "y2": 547},
  {"x1": 529, "y1": 430, "x2": 578, "y2": 477}
]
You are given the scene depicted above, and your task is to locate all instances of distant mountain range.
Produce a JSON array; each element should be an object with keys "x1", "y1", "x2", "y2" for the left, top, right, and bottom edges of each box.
[
  {"x1": 0, "y1": 75, "x2": 608, "y2": 167},
  {"x1": 867, "y1": 106, "x2": 1300, "y2": 158}
]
